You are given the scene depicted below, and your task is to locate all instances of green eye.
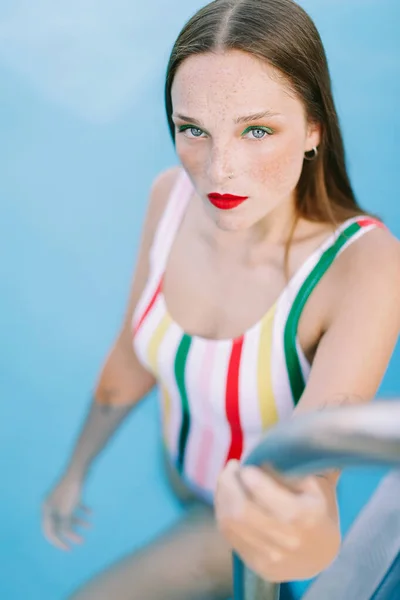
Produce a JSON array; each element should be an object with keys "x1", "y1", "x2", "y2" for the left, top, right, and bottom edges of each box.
[{"x1": 242, "y1": 126, "x2": 273, "y2": 139}]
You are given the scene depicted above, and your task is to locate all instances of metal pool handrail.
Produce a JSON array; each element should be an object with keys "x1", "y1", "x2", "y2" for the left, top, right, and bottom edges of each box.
[{"x1": 232, "y1": 401, "x2": 400, "y2": 600}]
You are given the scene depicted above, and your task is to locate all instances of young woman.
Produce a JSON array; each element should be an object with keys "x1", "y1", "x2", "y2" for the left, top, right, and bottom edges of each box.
[{"x1": 42, "y1": 0, "x2": 400, "y2": 598}]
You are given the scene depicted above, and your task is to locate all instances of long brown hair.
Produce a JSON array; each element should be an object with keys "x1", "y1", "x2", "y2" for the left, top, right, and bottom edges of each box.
[{"x1": 164, "y1": 0, "x2": 369, "y2": 237}]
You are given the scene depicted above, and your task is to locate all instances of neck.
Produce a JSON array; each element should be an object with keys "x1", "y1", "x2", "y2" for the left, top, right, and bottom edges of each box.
[{"x1": 201, "y1": 199, "x2": 298, "y2": 258}]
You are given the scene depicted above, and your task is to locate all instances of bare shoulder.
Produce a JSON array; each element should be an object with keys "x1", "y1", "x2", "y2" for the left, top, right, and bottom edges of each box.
[
  {"x1": 298, "y1": 225, "x2": 400, "y2": 414},
  {"x1": 144, "y1": 165, "x2": 183, "y2": 237},
  {"x1": 118, "y1": 165, "x2": 183, "y2": 335},
  {"x1": 338, "y1": 225, "x2": 400, "y2": 286},
  {"x1": 326, "y1": 224, "x2": 400, "y2": 325}
]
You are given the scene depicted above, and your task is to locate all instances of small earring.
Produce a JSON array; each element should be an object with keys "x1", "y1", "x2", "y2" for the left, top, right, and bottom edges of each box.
[
  {"x1": 228, "y1": 172, "x2": 234, "y2": 179},
  {"x1": 304, "y1": 146, "x2": 318, "y2": 161}
]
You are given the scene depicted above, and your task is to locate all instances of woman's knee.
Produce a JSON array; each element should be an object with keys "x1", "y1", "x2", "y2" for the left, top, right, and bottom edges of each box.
[
  {"x1": 181, "y1": 506, "x2": 233, "y2": 597},
  {"x1": 66, "y1": 507, "x2": 232, "y2": 600}
]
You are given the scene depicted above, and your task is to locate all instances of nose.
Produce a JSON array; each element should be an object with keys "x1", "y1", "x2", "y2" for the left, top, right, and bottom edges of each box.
[{"x1": 206, "y1": 141, "x2": 237, "y2": 185}]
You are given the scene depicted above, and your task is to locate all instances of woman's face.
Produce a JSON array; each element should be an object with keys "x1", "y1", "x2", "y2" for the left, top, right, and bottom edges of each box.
[{"x1": 171, "y1": 49, "x2": 320, "y2": 232}]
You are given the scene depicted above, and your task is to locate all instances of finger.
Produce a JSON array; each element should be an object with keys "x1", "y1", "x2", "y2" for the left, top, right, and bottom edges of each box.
[
  {"x1": 260, "y1": 464, "x2": 304, "y2": 492},
  {"x1": 72, "y1": 516, "x2": 92, "y2": 529},
  {"x1": 217, "y1": 460, "x2": 277, "y2": 520},
  {"x1": 226, "y1": 504, "x2": 301, "y2": 551},
  {"x1": 47, "y1": 534, "x2": 71, "y2": 551},
  {"x1": 233, "y1": 534, "x2": 286, "y2": 583},
  {"x1": 57, "y1": 513, "x2": 92, "y2": 545},
  {"x1": 42, "y1": 511, "x2": 70, "y2": 551},
  {"x1": 216, "y1": 460, "x2": 247, "y2": 516},
  {"x1": 217, "y1": 481, "x2": 301, "y2": 551},
  {"x1": 239, "y1": 466, "x2": 307, "y2": 522},
  {"x1": 56, "y1": 514, "x2": 86, "y2": 546},
  {"x1": 78, "y1": 504, "x2": 92, "y2": 515},
  {"x1": 217, "y1": 462, "x2": 301, "y2": 550},
  {"x1": 222, "y1": 518, "x2": 283, "y2": 568},
  {"x1": 63, "y1": 530, "x2": 84, "y2": 544}
]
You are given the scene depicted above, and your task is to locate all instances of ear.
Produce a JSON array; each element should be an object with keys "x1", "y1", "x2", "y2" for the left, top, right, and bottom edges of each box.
[{"x1": 305, "y1": 120, "x2": 322, "y2": 152}]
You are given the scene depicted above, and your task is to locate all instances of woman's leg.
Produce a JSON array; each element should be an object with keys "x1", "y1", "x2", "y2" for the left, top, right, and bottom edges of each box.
[{"x1": 68, "y1": 505, "x2": 233, "y2": 600}]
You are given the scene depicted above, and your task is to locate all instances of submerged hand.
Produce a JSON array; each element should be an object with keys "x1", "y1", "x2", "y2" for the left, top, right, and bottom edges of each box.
[
  {"x1": 215, "y1": 460, "x2": 341, "y2": 582},
  {"x1": 42, "y1": 472, "x2": 92, "y2": 551}
]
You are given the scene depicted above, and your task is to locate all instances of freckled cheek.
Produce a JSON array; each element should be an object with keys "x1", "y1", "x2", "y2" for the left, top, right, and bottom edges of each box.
[
  {"x1": 250, "y1": 140, "x2": 305, "y2": 194},
  {"x1": 175, "y1": 136, "x2": 305, "y2": 194},
  {"x1": 175, "y1": 141, "x2": 204, "y2": 179}
]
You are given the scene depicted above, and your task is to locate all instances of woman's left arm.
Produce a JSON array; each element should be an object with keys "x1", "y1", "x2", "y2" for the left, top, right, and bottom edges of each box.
[{"x1": 215, "y1": 229, "x2": 400, "y2": 582}]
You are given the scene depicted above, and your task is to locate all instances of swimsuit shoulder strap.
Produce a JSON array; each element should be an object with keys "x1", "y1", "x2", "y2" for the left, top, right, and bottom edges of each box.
[
  {"x1": 149, "y1": 168, "x2": 193, "y2": 278},
  {"x1": 288, "y1": 216, "x2": 384, "y2": 301},
  {"x1": 278, "y1": 216, "x2": 385, "y2": 405}
]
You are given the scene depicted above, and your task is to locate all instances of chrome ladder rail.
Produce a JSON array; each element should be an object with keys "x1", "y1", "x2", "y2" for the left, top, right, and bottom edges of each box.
[{"x1": 232, "y1": 401, "x2": 400, "y2": 600}]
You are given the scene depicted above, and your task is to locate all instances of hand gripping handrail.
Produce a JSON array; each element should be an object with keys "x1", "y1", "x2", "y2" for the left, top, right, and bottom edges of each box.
[{"x1": 233, "y1": 401, "x2": 400, "y2": 600}]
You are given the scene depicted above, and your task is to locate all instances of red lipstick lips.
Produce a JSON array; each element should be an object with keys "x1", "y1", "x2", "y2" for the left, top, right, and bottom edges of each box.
[{"x1": 207, "y1": 193, "x2": 249, "y2": 210}]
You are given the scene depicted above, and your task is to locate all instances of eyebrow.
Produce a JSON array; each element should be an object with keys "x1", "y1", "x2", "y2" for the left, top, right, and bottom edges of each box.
[{"x1": 172, "y1": 109, "x2": 282, "y2": 126}]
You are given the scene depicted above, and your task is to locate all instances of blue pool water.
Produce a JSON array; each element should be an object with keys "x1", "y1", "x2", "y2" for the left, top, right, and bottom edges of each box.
[{"x1": 1, "y1": 1, "x2": 399, "y2": 598}]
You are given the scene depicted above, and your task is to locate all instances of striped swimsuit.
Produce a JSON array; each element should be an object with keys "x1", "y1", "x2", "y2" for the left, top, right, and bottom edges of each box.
[{"x1": 132, "y1": 169, "x2": 382, "y2": 504}]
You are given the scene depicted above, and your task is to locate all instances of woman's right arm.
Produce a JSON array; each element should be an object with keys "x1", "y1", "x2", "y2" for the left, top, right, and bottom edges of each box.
[{"x1": 42, "y1": 166, "x2": 181, "y2": 550}]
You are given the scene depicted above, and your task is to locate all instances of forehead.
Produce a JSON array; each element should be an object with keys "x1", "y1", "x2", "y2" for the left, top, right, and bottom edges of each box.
[{"x1": 171, "y1": 49, "x2": 299, "y2": 116}]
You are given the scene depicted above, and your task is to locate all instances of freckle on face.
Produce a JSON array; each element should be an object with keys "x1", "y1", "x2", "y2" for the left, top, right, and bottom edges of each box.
[{"x1": 171, "y1": 50, "x2": 311, "y2": 228}]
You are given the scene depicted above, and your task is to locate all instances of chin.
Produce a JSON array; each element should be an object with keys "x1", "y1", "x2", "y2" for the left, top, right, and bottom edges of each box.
[
  {"x1": 213, "y1": 215, "x2": 252, "y2": 232},
  {"x1": 204, "y1": 204, "x2": 252, "y2": 232}
]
